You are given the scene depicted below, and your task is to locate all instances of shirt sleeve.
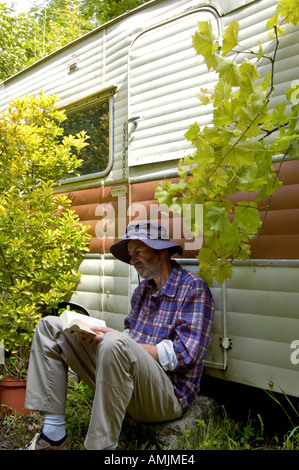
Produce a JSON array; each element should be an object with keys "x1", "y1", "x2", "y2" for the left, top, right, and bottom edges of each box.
[
  {"x1": 124, "y1": 329, "x2": 177, "y2": 371},
  {"x1": 156, "y1": 340, "x2": 178, "y2": 371},
  {"x1": 172, "y1": 283, "x2": 214, "y2": 373}
]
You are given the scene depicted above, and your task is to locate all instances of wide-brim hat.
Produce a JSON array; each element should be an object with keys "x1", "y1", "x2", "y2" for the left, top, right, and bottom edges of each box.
[{"x1": 110, "y1": 221, "x2": 183, "y2": 264}]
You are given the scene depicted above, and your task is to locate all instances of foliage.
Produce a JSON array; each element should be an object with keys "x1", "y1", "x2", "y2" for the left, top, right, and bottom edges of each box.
[
  {"x1": 171, "y1": 412, "x2": 267, "y2": 450},
  {"x1": 0, "y1": 376, "x2": 298, "y2": 450},
  {"x1": 261, "y1": 386, "x2": 299, "y2": 429},
  {"x1": 26, "y1": 0, "x2": 92, "y2": 63},
  {"x1": 0, "y1": 91, "x2": 91, "y2": 378},
  {"x1": 0, "y1": 0, "x2": 151, "y2": 82},
  {"x1": 65, "y1": 378, "x2": 95, "y2": 450},
  {"x1": 79, "y1": 0, "x2": 150, "y2": 25},
  {"x1": 155, "y1": 0, "x2": 299, "y2": 286},
  {"x1": 0, "y1": 3, "x2": 33, "y2": 81}
]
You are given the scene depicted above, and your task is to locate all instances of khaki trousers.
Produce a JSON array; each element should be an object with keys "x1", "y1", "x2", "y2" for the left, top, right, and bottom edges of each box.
[{"x1": 25, "y1": 316, "x2": 183, "y2": 450}]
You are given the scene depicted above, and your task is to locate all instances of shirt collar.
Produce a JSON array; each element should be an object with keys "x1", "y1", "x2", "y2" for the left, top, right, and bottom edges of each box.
[{"x1": 146, "y1": 260, "x2": 181, "y2": 298}]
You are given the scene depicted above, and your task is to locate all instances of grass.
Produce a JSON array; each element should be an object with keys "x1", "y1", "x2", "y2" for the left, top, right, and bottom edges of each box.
[
  {"x1": 0, "y1": 377, "x2": 298, "y2": 451},
  {"x1": 170, "y1": 408, "x2": 296, "y2": 450}
]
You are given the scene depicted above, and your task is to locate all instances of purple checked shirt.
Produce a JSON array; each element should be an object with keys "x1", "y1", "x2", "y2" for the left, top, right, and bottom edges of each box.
[{"x1": 124, "y1": 261, "x2": 214, "y2": 412}]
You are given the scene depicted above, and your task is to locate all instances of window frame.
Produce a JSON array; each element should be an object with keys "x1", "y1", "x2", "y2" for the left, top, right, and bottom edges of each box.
[{"x1": 58, "y1": 88, "x2": 115, "y2": 186}]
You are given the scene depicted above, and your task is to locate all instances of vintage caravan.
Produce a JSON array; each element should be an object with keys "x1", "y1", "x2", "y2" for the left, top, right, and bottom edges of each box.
[{"x1": 1, "y1": 0, "x2": 298, "y2": 398}]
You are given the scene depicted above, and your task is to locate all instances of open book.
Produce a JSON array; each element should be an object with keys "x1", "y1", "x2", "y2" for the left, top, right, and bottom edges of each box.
[{"x1": 60, "y1": 310, "x2": 106, "y2": 336}]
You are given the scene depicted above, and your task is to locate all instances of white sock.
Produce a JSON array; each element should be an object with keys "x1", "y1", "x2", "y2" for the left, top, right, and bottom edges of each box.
[
  {"x1": 104, "y1": 442, "x2": 118, "y2": 450},
  {"x1": 42, "y1": 413, "x2": 67, "y2": 442}
]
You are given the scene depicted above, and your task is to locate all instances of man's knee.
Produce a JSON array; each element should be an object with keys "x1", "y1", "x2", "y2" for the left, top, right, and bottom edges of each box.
[
  {"x1": 97, "y1": 331, "x2": 138, "y2": 371},
  {"x1": 31, "y1": 315, "x2": 63, "y2": 350},
  {"x1": 36, "y1": 315, "x2": 62, "y2": 332},
  {"x1": 98, "y1": 330, "x2": 125, "y2": 356}
]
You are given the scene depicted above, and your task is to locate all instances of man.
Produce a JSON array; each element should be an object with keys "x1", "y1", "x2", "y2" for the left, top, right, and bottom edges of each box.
[{"x1": 21, "y1": 221, "x2": 214, "y2": 450}]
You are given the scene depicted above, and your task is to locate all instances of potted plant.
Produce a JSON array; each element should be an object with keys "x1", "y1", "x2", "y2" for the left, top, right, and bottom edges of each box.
[
  {"x1": 0, "y1": 352, "x2": 32, "y2": 414},
  {"x1": 0, "y1": 91, "x2": 91, "y2": 412}
]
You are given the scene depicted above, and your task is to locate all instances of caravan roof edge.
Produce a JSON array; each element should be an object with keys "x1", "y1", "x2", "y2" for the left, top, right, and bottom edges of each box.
[{"x1": 0, "y1": 0, "x2": 161, "y2": 86}]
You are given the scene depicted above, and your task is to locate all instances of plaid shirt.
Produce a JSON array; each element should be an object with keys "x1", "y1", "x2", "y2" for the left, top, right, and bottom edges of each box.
[{"x1": 124, "y1": 261, "x2": 214, "y2": 412}]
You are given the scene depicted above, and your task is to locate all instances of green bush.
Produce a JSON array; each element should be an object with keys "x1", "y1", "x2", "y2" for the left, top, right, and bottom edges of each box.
[{"x1": 0, "y1": 91, "x2": 91, "y2": 378}]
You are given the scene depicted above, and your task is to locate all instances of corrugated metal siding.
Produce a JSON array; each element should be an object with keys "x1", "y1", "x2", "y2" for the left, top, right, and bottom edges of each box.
[
  {"x1": 68, "y1": 255, "x2": 130, "y2": 328},
  {"x1": 68, "y1": 257, "x2": 102, "y2": 318},
  {"x1": 127, "y1": 0, "x2": 299, "y2": 169},
  {"x1": 100, "y1": 257, "x2": 130, "y2": 329},
  {"x1": 223, "y1": 0, "x2": 299, "y2": 111},
  {"x1": 206, "y1": 264, "x2": 299, "y2": 396},
  {"x1": 0, "y1": 34, "x2": 105, "y2": 110},
  {"x1": 2, "y1": 0, "x2": 296, "y2": 182},
  {"x1": 128, "y1": 7, "x2": 220, "y2": 166}
]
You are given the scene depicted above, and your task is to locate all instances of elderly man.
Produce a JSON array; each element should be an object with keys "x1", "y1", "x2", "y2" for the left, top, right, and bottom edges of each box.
[{"x1": 21, "y1": 221, "x2": 214, "y2": 450}]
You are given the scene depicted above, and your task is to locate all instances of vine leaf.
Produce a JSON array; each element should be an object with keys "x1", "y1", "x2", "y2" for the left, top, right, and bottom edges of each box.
[
  {"x1": 155, "y1": 1, "x2": 299, "y2": 285},
  {"x1": 222, "y1": 21, "x2": 239, "y2": 56}
]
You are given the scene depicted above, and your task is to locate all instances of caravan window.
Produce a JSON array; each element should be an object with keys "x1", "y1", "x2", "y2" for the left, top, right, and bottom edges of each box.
[{"x1": 62, "y1": 96, "x2": 111, "y2": 177}]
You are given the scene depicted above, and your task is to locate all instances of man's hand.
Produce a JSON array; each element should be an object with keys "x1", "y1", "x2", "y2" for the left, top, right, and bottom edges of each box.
[
  {"x1": 139, "y1": 343, "x2": 159, "y2": 362},
  {"x1": 76, "y1": 326, "x2": 116, "y2": 351}
]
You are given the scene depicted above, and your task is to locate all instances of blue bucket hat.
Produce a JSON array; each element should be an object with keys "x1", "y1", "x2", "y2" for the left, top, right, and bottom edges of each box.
[{"x1": 110, "y1": 221, "x2": 183, "y2": 264}]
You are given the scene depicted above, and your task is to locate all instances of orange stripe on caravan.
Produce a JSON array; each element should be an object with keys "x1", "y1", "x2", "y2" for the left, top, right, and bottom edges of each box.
[{"x1": 60, "y1": 159, "x2": 299, "y2": 259}]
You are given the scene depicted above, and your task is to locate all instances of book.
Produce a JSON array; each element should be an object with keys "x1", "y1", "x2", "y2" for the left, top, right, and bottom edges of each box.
[{"x1": 60, "y1": 310, "x2": 106, "y2": 336}]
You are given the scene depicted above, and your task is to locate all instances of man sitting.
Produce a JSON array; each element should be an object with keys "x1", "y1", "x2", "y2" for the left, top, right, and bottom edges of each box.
[{"x1": 22, "y1": 221, "x2": 214, "y2": 450}]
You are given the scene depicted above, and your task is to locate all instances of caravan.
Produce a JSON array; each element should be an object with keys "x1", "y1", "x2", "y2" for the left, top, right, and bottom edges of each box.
[{"x1": 1, "y1": 0, "x2": 298, "y2": 398}]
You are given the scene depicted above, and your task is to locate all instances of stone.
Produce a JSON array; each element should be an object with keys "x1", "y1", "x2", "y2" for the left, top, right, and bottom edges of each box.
[{"x1": 122, "y1": 394, "x2": 219, "y2": 450}]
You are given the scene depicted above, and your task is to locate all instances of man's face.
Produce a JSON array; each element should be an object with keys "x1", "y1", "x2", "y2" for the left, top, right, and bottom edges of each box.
[{"x1": 127, "y1": 240, "x2": 161, "y2": 280}]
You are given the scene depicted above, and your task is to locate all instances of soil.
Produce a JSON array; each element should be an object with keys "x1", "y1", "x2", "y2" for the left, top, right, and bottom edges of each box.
[{"x1": 0, "y1": 410, "x2": 43, "y2": 450}]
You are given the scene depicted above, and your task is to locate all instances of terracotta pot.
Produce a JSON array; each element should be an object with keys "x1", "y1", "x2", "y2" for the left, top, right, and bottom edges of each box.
[{"x1": 0, "y1": 377, "x2": 32, "y2": 415}]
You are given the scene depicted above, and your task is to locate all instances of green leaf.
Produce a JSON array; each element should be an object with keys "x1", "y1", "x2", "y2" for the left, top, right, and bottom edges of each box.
[
  {"x1": 270, "y1": 102, "x2": 288, "y2": 127},
  {"x1": 224, "y1": 146, "x2": 254, "y2": 167},
  {"x1": 286, "y1": 84, "x2": 299, "y2": 104},
  {"x1": 234, "y1": 205, "x2": 262, "y2": 234},
  {"x1": 213, "y1": 79, "x2": 232, "y2": 107},
  {"x1": 213, "y1": 100, "x2": 236, "y2": 128},
  {"x1": 209, "y1": 168, "x2": 229, "y2": 187},
  {"x1": 206, "y1": 206, "x2": 228, "y2": 231},
  {"x1": 213, "y1": 263, "x2": 233, "y2": 284},
  {"x1": 197, "y1": 247, "x2": 218, "y2": 269},
  {"x1": 215, "y1": 56, "x2": 242, "y2": 87},
  {"x1": 197, "y1": 88, "x2": 211, "y2": 105},
  {"x1": 222, "y1": 21, "x2": 239, "y2": 56},
  {"x1": 267, "y1": 13, "x2": 278, "y2": 30},
  {"x1": 192, "y1": 21, "x2": 218, "y2": 59},
  {"x1": 193, "y1": 141, "x2": 215, "y2": 169},
  {"x1": 198, "y1": 266, "x2": 214, "y2": 287},
  {"x1": 184, "y1": 122, "x2": 201, "y2": 145},
  {"x1": 277, "y1": 133, "x2": 299, "y2": 141},
  {"x1": 183, "y1": 202, "x2": 203, "y2": 237},
  {"x1": 156, "y1": 189, "x2": 176, "y2": 207},
  {"x1": 257, "y1": 41, "x2": 264, "y2": 61},
  {"x1": 243, "y1": 60, "x2": 260, "y2": 84}
]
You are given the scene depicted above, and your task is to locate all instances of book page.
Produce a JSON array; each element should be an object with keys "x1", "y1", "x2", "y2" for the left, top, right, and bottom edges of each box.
[{"x1": 60, "y1": 310, "x2": 106, "y2": 334}]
